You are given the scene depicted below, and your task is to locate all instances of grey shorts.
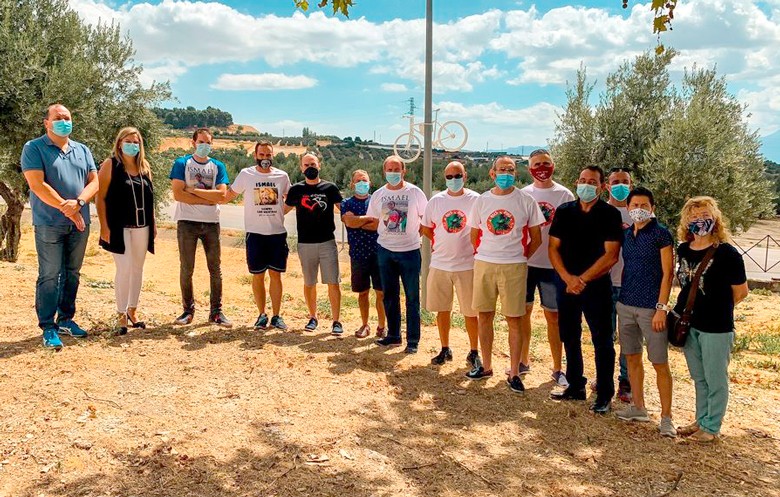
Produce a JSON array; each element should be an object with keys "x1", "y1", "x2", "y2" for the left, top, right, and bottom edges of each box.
[
  {"x1": 298, "y1": 240, "x2": 340, "y2": 286},
  {"x1": 616, "y1": 302, "x2": 669, "y2": 364}
]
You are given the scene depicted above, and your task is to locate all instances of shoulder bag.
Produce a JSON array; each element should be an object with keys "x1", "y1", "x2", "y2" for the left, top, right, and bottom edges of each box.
[{"x1": 667, "y1": 244, "x2": 718, "y2": 347}]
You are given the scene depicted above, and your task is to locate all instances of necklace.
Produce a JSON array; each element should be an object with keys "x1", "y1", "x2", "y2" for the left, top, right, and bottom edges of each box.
[{"x1": 127, "y1": 171, "x2": 146, "y2": 226}]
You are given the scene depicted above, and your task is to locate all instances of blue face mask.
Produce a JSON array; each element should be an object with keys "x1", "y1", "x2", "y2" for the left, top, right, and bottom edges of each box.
[
  {"x1": 688, "y1": 218, "x2": 715, "y2": 237},
  {"x1": 577, "y1": 183, "x2": 599, "y2": 203},
  {"x1": 446, "y1": 177, "x2": 464, "y2": 193},
  {"x1": 385, "y1": 172, "x2": 402, "y2": 186},
  {"x1": 354, "y1": 181, "x2": 370, "y2": 195},
  {"x1": 610, "y1": 184, "x2": 630, "y2": 202},
  {"x1": 51, "y1": 119, "x2": 73, "y2": 137},
  {"x1": 195, "y1": 142, "x2": 211, "y2": 157},
  {"x1": 122, "y1": 142, "x2": 140, "y2": 157},
  {"x1": 494, "y1": 173, "x2": 515, "y2": 190}
]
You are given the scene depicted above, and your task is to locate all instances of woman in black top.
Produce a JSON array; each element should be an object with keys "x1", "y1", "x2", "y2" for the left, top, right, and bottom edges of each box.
[
  {"x1": 674, "y1": 196, "x2": 747, "y2": 442},
  {"x1": 96, "y1": 127, "x2": 156, "y2": 334}
]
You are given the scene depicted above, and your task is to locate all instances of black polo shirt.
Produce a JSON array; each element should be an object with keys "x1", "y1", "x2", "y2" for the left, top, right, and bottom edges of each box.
[{"x1": 549, "y1": 199, "x2": 623, "y2": 278}]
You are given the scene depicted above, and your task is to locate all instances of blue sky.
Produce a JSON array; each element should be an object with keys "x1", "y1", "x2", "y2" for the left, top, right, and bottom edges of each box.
[{"x1": 73, "y1": 0, "x2": 780, "y2": 151}]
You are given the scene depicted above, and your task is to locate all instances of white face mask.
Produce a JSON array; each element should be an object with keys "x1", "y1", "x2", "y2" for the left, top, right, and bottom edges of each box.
[{"x1": 629, "y1": 208, "x2": 653, "y2": 223}]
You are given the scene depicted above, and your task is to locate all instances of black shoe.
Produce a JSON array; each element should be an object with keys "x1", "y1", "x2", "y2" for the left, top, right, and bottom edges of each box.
[
  {"x1": 465, "y1": 350, "x2": 480, "y2": 368},
  {"x1": 254, "y1": 313, "x2": 269, "y2": 330},
  {"x1": 550, "y1": 387, "x2": 587, "y2": 401},
  {"x1": 126, "y1": 314, "x2": 146, "y2": 329},
  {"x1": 174, "y1": 311, "x2": 194, "y2": 325},
  {"x1": 431, "y1": 348, "x2": 453, "y2": 365},
  {"x1": 376, "y1": 336, "x2": 402, "y2": 347},
  {"x1": 304, "y1": 317, "x2": 318, "y2": 332},
  {"x1": 507, "y1": 375, "x2": 525, "y2": 393},
  {"x1": 209, "y1": 311, "x2": 233, "y2": 328},
  {"x1": 331, "y1": 321, "x2": 344, "y2": 336},
  {"x1": 404, "y1": 345, "x2": 418, "y2": 354},
  {"x1": 590, "y1": 398, "x2": 612, "y2": 415},
  {"x1": 465, "y1": 366, "x2": 493, "y2": 380}
]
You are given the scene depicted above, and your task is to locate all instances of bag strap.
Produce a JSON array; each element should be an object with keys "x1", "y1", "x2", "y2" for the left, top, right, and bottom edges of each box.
[{"x1": 682, "y1": 244, "x2": 718, "y2": 318}]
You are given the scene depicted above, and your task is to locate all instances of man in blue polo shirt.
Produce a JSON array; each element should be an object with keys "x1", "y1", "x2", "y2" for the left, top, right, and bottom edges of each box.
[{"x1": 21, "y1": 103, "x2": 99, "y2": 350}]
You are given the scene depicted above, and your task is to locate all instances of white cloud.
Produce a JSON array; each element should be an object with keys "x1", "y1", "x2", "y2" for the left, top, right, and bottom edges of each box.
[
  {"x1": 434, "y1": 101, "x2": 559, "y2": 145},
  {"x1": 380, "y1": 83, "x2": 409, "y2": 92},
  {"x1": 211, "y1": 73, "x2": 318, "y2": 91}
]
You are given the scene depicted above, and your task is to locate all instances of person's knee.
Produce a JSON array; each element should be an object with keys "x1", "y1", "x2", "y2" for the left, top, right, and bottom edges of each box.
[
  {"x1": 652, "y1": 362, "x2": 671, "y2": 373},
  {"x1": 269, "y1": 270, "x2": 282, "y2": 282}
]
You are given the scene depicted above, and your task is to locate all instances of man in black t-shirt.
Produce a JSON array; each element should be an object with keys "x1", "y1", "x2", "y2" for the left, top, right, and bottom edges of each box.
[
  {"x1": 285, "y1": 153, "x2": 344, "y2": 335},
  {"x1": 548, "y1": 165, "x2": 623, "y2": 413}
]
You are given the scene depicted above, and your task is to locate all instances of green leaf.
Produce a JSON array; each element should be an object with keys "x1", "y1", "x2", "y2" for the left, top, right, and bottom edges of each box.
[{"x1": 653, "y1": 15, "x2": 669, "y2": 33}]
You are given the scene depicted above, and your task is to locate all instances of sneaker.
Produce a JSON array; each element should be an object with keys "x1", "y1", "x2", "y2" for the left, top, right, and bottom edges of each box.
[
  {"x1": 375, "y1": 326, "x2": 387, "y2": 338},
  {"x1": 43, "y1": 328, "x2": 63, "y2": 351},
  {"x1": 550, "y1": 387, "x2": 587, "y2": 401},
  {"x1": 616, "y1": 405, "x2": 650, "y2": 422},
  {"x1": 590, "y1": 398, "x2": 612, "y2": 415},
  {"x1": 355, "y1": 324, "x2": 370, "y2": 338},
  {"x1": 209, "y1": 311, "x2": 233, "y2": 328},
  {"x1": 304, "y1": 317, "x2": 318, "y2": 332},
  {"x1": 174, "y1": 311, "x2": 194, "y2": 325},
  {"x1": 518, "y1": 362, "x2": 531, "y2": 376},
  {"x1": 677, "y1": 421, "x2": 700, "y2": 437},
  {"x1": 270, "y1": 315, "x2": 287, "y2": 330},
  {"x1": 254, "y1": 313, "x2": 269, "y2": 330},
  {"x1": 57, "y1": 319, "x2": 87, "y2": 338},
  {"x1": 465, "y1": 350, "x2": 480, "y2": 368},
  {"x1": 376, "y1": 336, "x2": 402, "y2": 347},
  {"x1": 552, "y1": 370, "x2": 569, "y2": 388},
  {"x1": 465, "y1": 366, "x2": 493, "y2": 380},
  {"x1": 507, "y1": 375, "x2": 525, "y2": 393},
  {"x1": 331, "y1": 321, "x2": 344, "y2": 336},
  {"x1": 659, "y1": 417, "x2": 677, "y2": 438},
  {"x1": 431, "y1": 348, "x2": 453, "y2": 365},
  {"x1": 404, "y1": 345, "x2": 418, "y2": 354},
  {"x1": 617, "y1": 380, "x2": 632, "y2": 403}
]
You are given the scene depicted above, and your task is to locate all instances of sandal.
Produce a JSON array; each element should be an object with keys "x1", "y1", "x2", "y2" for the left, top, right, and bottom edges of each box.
[
  {"x1": 355, "y1": 324, "x2": 370, "y2": 338},
  {"x1": 127, "y1": 313, "x2": 146, "y2": 329},
  {"x1": 115, "y1": 313, "x2": 128, "y2": 336},
  {"x1": 677, "y1": 422, "x2": 700, "y2": 437},
  {"x1": 375, "y1": 326, "x2": 387, "y2": 338}
]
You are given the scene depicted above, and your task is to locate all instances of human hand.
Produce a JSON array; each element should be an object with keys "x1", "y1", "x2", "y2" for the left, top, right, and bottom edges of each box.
[
  {"x1": 100, "y1": 226, "x2": 110, "y2": 242},
  {"x1": 60, "y1": 199, "x2": 80, "y2": 217},
  {"x1": 566, "y1": 275, "x2": 586, "y2": 294},
  {"x1": 652, "y1": 310, "x2": 667, "y2": 332},
  {"x1": 68, "y1": 212, "x2": 86, "y2": 232}
]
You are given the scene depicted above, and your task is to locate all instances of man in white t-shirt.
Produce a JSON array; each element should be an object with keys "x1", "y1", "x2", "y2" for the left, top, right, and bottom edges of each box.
[
  {"x1": 466, "y1": 156, "x2": 544, "y2": 394},
  {"x1": 186, "y1": 140, "x2": 291, "y2": 331},
  {"x1": 519, "y1": 149, "x2": 575, "y2": 387},
  {"x1": 421, "y1": 161, "x2": 480, "y2": 369},
  {"x1": 363, "y1": 156, "x2": 428, "y2": 354},
  {"x1": 607, "y1": 166, "x2": 633, "y2": 403},
  {"x1": 169, "y1": 128, "x2": 231, "y2": 327}
]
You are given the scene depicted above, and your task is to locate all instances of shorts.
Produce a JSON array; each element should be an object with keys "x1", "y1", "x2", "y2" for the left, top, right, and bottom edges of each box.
[
  {"x1": 525, "y1": 266, "x2": 558, "y2": 311},
  {"x1": 246, "y1": 232, "x2": 288, "y2": 274},
  {"x1": 298, "y1": 240, "x2": 341, "y2": 286},
  {"x1": 472, "y1": 260, "x2": 528, "y2": 317},
  {"x1": 350, "y1": 255, "x2": 382, "y2": 293},
  {"x1": 616, "y1": 302, "x2": 669, "y2": 364},
  {"x1": 426, "y1": 267, "x2": 477, "y2": 317}
]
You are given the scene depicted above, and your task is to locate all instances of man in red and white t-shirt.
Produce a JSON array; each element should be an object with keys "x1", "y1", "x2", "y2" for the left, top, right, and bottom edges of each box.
[
  {"x1": 519, "y1": 149, "x2": 575, "y2": 387},
  {"x1": 466, "y1": 156, "x2": 544, "y2": 394},
  {"x1": 421, "y1": 161, "x2": 481, "y2": 369}
]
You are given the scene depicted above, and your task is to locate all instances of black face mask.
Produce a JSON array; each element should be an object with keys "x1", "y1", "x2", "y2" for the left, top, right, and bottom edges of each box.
[
  {"x1": 257, "y1": 158, "x2": 272, "y2": 169},
  {"x1": 304, "y1": 166, "x2": 319, "y2": 180}
]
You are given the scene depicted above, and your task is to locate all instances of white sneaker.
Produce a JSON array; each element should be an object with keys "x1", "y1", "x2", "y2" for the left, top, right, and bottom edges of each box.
[
  {"x1": 616, "y1": 405, "x2": 650, "y2": 422},
  {"x1": 552, "y1": 370, "x2": 569, "y2": 387},
  {"x1": 659, "y1": 417, "x2": 678, "y2": 438}
]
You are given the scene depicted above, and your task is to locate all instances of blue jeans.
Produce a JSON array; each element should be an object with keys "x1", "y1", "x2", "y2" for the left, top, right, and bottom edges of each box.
[
  {"x1": 684, "y1": 328, "x2": 734, "y2": 435},
  {"x1": 611, "y1": 286, "x2": 630, "y2": 383},
  {"x1": 34, "y1": 224, "x2": 90, "y2": 331},
  {"x1": 377, "y1": 246, "x2": 421, "y2": 346}
]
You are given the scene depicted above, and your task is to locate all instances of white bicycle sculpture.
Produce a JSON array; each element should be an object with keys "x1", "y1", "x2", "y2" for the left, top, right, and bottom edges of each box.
[{"x1": 393, "y1": 109, "x2": 468, "y2": 163}]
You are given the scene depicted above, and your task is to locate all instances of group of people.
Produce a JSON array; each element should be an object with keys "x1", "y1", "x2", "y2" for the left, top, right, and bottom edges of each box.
[{"x1": 22, "y1": 103, "x2": 748, "y2": 443}]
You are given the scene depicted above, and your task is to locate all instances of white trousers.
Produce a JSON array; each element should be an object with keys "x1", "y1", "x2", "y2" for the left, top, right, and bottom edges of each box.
[{"x1": 112, "y1": 227, "x2": 150, "y2": 313}]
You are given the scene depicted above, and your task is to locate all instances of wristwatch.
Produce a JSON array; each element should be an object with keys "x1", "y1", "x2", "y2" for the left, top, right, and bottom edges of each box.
[
  {"x1": 77, "y1": 199, "x2": 86, "y2": 207},
  {"x1": 655, "y1": 303, "x2": 671, "y2": 312}
]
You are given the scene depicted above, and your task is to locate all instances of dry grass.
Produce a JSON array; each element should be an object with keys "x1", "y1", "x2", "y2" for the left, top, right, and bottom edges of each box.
[{"x1": 1, "y1": 223, "x2": 779, "y2": 497}]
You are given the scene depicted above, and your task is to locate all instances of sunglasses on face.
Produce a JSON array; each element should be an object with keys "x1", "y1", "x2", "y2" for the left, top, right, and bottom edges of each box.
[{"x1": 445, "y1": 173, "x2": 463, "y2": 180}]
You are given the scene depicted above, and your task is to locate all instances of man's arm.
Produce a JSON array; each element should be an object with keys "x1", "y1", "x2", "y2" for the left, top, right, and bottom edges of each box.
[
  {"x1": 524, "y1": 225, "x2": 542, "y2": 259},
  {"x1": 420, "y1": 225, "x2": 434, "y2": 241},
  {"x1": 362, "y1": 218, "x2": 379, "y2": 231},
  {"x1": 579, "y1": 241, "x2": 620, "y2": 283},
  {"x1": 80, "y1": 170, "x2": 99, "y2": 203},
  {"x1": 470, "y1": 227, "x2": 480, "y2": 251},
  {"x1": 185, "y1": 184, "x2": 228, "y2": 203},
  {"x1": 549, "y1": 235, "x2": 585, "y2": 294},
  {"x1": 172, "y1": 179, "x2": 217, "y2": 205},
  {"x1": 342, "y1": 211, "x2": 369, "y2": 228},
  {"x1": 23, "y1": 170, "x2": 67, "y2": 209},
  {"x1": 652, "y1": 245, "x2": 675, "y2": 332}
]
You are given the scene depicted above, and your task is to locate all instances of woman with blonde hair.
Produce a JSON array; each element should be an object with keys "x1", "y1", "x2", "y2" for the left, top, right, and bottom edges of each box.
[
  {"x1": 673, "y1": 196, "x2": 748, "y2": 442},
  {"x1": 96, "y1": 127, "x2": 156, "y2": 334}
]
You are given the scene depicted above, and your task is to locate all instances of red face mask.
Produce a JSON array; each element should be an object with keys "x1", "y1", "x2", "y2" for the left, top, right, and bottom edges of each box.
[{"x1": 530, "y1": 164, "x2": 554, "y2": 181}]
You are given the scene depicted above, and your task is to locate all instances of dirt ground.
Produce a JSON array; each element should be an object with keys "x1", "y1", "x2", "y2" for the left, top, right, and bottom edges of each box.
[{"x1": 1, "y1": 223, "x2": 779, "y2": 497}]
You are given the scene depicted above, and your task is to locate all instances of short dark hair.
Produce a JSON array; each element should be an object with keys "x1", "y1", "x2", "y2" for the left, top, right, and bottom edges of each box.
[
  {"x1": 626, "y1": 186, "x2": 655, "y2": 207},
  {"x1": 608, "y1": 166, "x2": 632, "y2": 175},
  {"x1": 581, "y1": 165, "x2": 605, "y2": 183},
  {"x1": 192, "y1": 127, "x2": 212, "y2": 141},
  {"x1": 255, "y1": 140, "x2": 273, "y2": 154},
  {"x1": 529, "y1": 148, "x2": 551, "y2": 158},
  {"x1": 44, "y1": 103, "x2": 65, "y2": 119}
]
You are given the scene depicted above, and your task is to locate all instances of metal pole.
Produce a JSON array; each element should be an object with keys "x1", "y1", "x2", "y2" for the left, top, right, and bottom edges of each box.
[{"x1": 421, "y1": 0, "x2": 433, "y2": 305}]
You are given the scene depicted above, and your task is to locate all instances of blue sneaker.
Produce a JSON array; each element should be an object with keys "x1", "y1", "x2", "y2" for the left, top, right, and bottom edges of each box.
[
  {"x1": 57, "y1": 319, "x2": 88, "y2": 338},
  {"x1": 43, "y1": 328, "x2": 63, "y2": 350}
]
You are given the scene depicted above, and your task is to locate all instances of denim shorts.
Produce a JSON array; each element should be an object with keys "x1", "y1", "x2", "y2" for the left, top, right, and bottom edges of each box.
[{"x1": 525, "y1": 266, "x2": 558, "y2": 311}]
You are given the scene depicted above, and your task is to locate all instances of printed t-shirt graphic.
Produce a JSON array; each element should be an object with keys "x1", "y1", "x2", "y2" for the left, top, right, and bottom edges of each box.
[
  {"x1": 169, "y1": 154, "x2": 229, "y2": 223},
  {"x1": 230, "y1": 166, "x2": 291, "y2": 235},
  {"x1": 286, "y1": 181, "x2": 343, "y2": 244},
  {"x1": 383, "y1": 199, "x2": 408, "y2": 233},
  {"x1": 422, "y1": 189, "x2": 479, "y2": 272},
  {"x1": 521, "y1": 182, "x2": 575, "y2": 269},
  {"x1": 367, "y1": 183, "x2": 429, "y2": 252}
]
